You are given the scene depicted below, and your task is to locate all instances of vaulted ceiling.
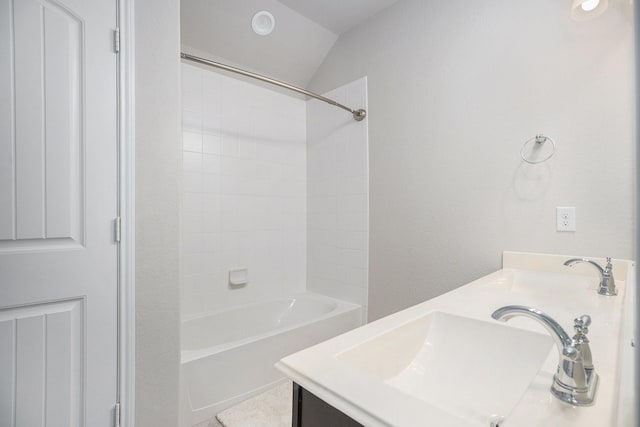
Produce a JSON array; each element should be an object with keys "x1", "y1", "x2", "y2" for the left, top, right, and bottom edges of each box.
[{"x1": 180, "y1": 0, "x2": 400, "y2": 88}]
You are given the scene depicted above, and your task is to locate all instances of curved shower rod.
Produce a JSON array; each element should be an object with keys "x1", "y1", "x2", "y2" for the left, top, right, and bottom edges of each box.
[{"x1": 180, "y1": 53, "x2": 367, "y2": 122}]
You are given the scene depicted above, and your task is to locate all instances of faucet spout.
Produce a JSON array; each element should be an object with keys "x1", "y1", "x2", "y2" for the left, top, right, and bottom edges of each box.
[
  {"x1": 564, "y1": 258, "x2": 605, "y2": 275},
  {"x1": 491, "y1": 306, "x2": 571, "y2": 359},
  {"x1": 491, "y1": 305, "x2": 598, "y2": 406},
  {"x1": 563, "y1": 257, "x2": 617, "y2": 296}
]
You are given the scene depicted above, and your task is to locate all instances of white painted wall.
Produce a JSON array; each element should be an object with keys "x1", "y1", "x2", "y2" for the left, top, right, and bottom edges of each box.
[
  {"x1": 308, "y1": 0, "x2": 636, "y2": 320},
  {"x1": 135, "y1": 0, "x2": 181, "y2": 424},
  {"x1": 307, "y1": 77, "x2": 370, "y2": 316},
  {"x1": 180, "y1": 64, "x2": 307, "y2": 317}
]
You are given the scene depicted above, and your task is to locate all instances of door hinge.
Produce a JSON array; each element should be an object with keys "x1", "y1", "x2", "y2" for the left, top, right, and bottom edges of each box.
[
  {"x1": 113, "y1": 28, "x2": 120, "y2": 53},
  {"x1": 114, "y1": 217, "x2": 121, "y2": 243},
  {"x1": 114, "y1": 402, "x2": 121, "y2": 427}
]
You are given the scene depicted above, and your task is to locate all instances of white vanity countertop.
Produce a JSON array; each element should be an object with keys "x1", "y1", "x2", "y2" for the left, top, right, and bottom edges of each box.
[{"x1": 276, "y1": 252, "x2": 636, "y2": 427}]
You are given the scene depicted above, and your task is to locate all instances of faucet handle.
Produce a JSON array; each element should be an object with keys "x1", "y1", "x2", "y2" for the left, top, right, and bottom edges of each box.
[
  {"x1": 573, "y1": 314, "x2": 595, "y2": 376},
  {"x1": 600, "y1": 258, "x2": 617, "y2": 296},
  {"x1": 574, "y1": 315, "x2": 591, "y2": 335},
  {"x1": 604, "y1": 257, "x2": 613, "y2": 273}
]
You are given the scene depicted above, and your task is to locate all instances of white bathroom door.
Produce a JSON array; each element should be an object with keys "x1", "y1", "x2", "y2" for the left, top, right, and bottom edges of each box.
[{"x1": 0, "y1": 0, "x2": 119, "y2": 426}]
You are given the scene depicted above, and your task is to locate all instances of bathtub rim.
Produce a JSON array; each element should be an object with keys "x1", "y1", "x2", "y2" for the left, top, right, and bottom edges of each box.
[{"x1": 180, "y1": 291, "x2": 361, "y2": 364}]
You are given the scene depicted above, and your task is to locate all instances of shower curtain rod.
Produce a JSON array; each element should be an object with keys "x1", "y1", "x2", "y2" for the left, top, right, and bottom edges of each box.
[{"x1": 180, "y1": 53, "x2": 367, "y2": 122}]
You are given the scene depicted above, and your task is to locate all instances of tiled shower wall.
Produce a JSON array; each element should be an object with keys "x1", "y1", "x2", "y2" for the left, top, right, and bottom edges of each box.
[
  {"x1": 180, "y1": 63, "x2": 307, "y2": 317},
  {"x1": 307, "y1": 78, "x2": 369, "y2": 318},
  {"x1": 180, "y1": 63, "x2": 369, "y2": 319}
]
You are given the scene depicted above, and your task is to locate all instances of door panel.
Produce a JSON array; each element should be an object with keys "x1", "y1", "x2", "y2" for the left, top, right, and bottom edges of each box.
[
  {"x1": 0, "y1": 0, "x2": 118, "y2": 425},
  {"x1": 0, "y1": 299, "x2": 83, "y2": 427},
  {"x1": 0, "y1": 0, "x2": 85, "y2": 249}
]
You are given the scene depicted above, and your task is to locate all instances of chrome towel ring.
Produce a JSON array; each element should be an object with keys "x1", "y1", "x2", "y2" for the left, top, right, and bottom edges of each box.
[{"x1": 521, "y1": 134, "x2": 556, "y2": 164}]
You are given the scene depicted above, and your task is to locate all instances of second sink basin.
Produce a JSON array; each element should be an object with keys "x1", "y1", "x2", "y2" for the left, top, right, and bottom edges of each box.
[
  {"x1": 483, "y1": 270, "x2": 595, "y2": 294},
  {"x1": 336, "y1": 311, "x2": 554, "y2": 424}
]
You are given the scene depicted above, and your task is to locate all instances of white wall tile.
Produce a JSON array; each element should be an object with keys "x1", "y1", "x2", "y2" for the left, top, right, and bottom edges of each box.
[
  {"x1": 180, "y1": 64, "x2": 307, "y2": 317},
  {"x1": 336, "y1": 284, "x2": 363, "y2": 305},
  {"x1": 338, "y1": 175, "x2": 367, "y2": 196},
  {"x1": 238, "y1": 139, "x2": 257, "y2": 159},
  {"x1": 307, "y1": 78, "x2": 369, "y2": 308},
  {"x1": 202, "y1": 233, "x2": 221, "y2": 254},
  {"x1": 182, "y1": 152, "x2": 202, "y2": 173},
  {"x1": 182, "y1": 253, "x2": 206, "y2": 275},
  {"x1": 182, "y1": 232, "x2": 205, "y2": 254},
  {"x1": 221, "y1": 135, "x2": 239, "y2": 157},
  {"x1": 336, "y1": 231, "x2": 367, "y2": 251},
  {"x1": 338, "y1": 194, "x2": 367, "y2": 214},
  {"x1": 202, "y1": 196, "x2": 220, "y2": 213},
  {"x1": 337, "y1": 211, "x2": 367, "y2": 232},
  {"x1": 181, "y1": 64, "x2": 201, "y2": 93},
  {"x1": 182, "y1": 88, "x2": 202, "y2": 113},
  {"x1": 183, "y1": 172, "x2": 203, "y2": 194},
  {"x1": 202, "y1": 173, "x2": 220, "y2": 194},
  {"x1": 182, "y1": 109, "x2": 202, "y2": 132},
  {"x1": 202, "y1": 154, "x2": 221, "y2": 174},
  {"x1": 337, "y1": 248, "x2": 367, "y2": 270},
  {"x1": 182, "y1": 193, "x2": 203, "y2": 216},
  {"x1": 202, "y1": 112, "x2": 221, "y2": 135},
  {"x1": 181, "y1": 214, "x2": 203, "y2": 234},
  {"x1": 182, "y1": 131, "x2": 202, "y2": 153},
  {"x1": 202, "y1": 210, "x2": 221, "y2": 234},
  {"x1": 202, "y1": 133, "x2": 222, "y2": 155}
]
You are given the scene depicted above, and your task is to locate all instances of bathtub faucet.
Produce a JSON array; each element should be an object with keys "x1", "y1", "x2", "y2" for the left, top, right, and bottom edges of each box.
[
  {"x1": 491, "y1": 305, "x2": 598, "y2": 406},
  {"x1": 563, "y1": 257, "x2": 617, "y2": 296}
]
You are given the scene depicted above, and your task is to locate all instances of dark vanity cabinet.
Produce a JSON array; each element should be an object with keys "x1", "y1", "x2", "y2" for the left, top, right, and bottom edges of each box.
[{"x1": 292, "y1": 383, "x2": 364, "y2": 427}]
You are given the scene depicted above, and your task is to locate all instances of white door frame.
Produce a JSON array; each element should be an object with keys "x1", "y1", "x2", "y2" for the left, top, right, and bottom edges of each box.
[{"x1": 117, "y1": 0, "x2": 135, "y2": 425}]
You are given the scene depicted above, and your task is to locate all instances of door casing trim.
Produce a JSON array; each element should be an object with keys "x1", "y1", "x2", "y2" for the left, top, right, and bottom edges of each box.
[{"x1": 117, "y1": 0, "x2": 135, "y2": 425}]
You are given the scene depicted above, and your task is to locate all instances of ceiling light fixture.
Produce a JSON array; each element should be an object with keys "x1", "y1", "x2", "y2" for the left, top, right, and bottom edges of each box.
[
  {"x1": 571, "y1": 0, "x2": 609, "y2": 20},
  {"x1": 252, "y1": 11, "x2": 275, "y2": 36},
  {"x1": 580, "y1": 0, "x2": 600, "y2": 11}
]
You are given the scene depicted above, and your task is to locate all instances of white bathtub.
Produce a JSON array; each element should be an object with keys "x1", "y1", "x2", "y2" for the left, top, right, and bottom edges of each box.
[{"x1": 180, "y1": 292, "x2": 362, "y2": 426}]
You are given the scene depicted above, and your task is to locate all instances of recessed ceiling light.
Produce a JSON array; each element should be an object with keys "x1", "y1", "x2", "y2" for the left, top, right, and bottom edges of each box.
[
  {"x1": 252, "y1": 11, "x2": 275, "y2": 36},
  {"x1": 571, "y1": 0, "x2": 608, "y2": 20},
  {"x1": 580, "y1": 0, "x2": 600, "y2": 11}
]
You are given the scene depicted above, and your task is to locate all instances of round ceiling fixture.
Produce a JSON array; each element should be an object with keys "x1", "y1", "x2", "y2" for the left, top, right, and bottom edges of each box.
[
  {"x1": 570, "y1": 0, "x2": 609, "y2": 20},
  {"x1": 580, "y1": 0, "x2": 600, "y2": 11},
  {"x1": 252, "y1": 11, "x2": 275, "y2": 36}
]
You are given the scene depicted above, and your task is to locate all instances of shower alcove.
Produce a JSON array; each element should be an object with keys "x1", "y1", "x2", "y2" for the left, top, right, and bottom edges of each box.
[{"x1": 178, "y1": 60, "x2": 369, "y2": 426}]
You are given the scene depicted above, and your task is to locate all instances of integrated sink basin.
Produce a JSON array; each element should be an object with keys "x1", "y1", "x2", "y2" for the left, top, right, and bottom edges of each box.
[
  {"x1": 336, "y1": 311, "x2": 554, "y2": 424},
  {"x1": 483, "y1": 270, "x2": 595, "y2": 294},
  {"x1": 278, "y1": 253, "x2": 634, "y2": 426}
]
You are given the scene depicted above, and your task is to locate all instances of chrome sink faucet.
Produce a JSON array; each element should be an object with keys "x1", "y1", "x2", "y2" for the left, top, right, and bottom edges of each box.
[
  {"x1": 563, "y1": 257, "x2": 617, "y2": 296},
  {"x1": 491, "y1": 305, "x2": 598, "y2": 406}
]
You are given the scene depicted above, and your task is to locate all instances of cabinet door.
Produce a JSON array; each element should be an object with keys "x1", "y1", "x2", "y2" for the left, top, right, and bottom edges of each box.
[{"x1": 293, "y1": 383, "x2": 364, "y2": 427}]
